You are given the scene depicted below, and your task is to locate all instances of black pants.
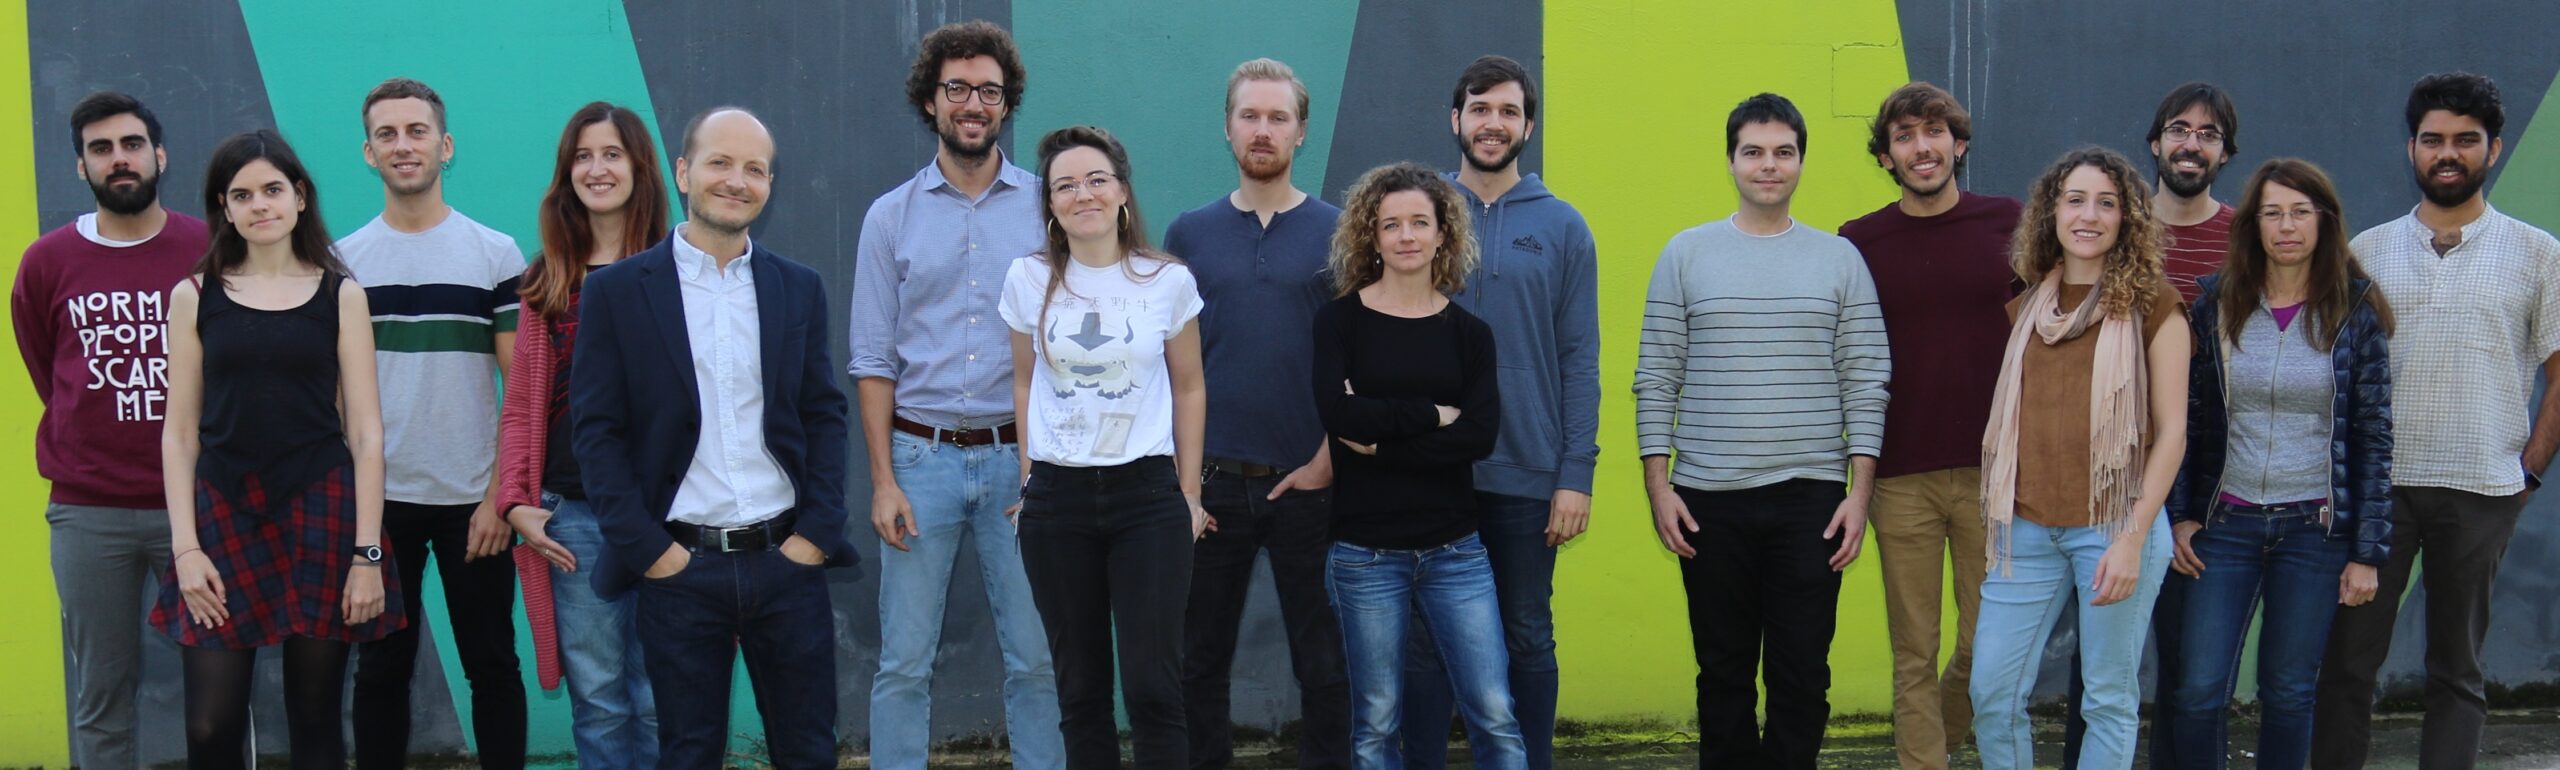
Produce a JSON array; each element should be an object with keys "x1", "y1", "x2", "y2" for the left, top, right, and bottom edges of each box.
[
  {"x1": 182, "y1": 637, "x2": 349, "y2": 770},
  {"x1": 1676, "y1": 479, "x2": 1846, "y2": 770},
  {"x1": 1182, "y1": 465, "x2": 1351, "y2": 769},
  {"x1": 1021, "y1": 457, "x2": 1197, "y2": 770},
  {"x1": 352, "y1": 500, "x2": 526, "y2": 770}
]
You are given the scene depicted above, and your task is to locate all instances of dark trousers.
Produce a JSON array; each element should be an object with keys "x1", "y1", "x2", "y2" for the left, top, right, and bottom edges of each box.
[
  {"x1": 637, "y1": 545, "x2": 840, "y2": 770},
  {"x1": 1183, "y1": 465, "x2": 1351, "y2": 769},
  {"x1": 2313, "y1": 485, "x2": 2526, "y2": 770},
  {"x1": 1400, "y1": 491, "x2": 1562, "y2": 770},
  {"x1": 1021, "y1": 457, "x2": 1197, "y2": 769},
  {"x1": 352, "y1": 500, "x2": 526, "y2": 770},
  {"x1": 1676, "y1": 479, "x2": 1847, "y2": 770},
  {"x1": 2061, "y1": 575, "x2": 2183, "y2": 770}
]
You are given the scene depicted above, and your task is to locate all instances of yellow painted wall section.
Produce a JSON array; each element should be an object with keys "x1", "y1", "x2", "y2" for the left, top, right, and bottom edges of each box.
[
  {"x1": 0, "y1": 0, "x2": 74, "y2": 763},
  {"x1": 1544, "y1": 0, "x2": 1919, "y2": 720}
]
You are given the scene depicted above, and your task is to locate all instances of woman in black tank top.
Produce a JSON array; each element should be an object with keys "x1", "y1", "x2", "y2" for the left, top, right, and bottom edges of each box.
[{"x1": 152, "y1": 129, "x2": 403, "y2": 770}]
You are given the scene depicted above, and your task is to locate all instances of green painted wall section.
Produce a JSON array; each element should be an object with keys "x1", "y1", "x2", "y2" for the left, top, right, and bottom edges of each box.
[
  {"x1": 233, "y1": 0, "x2": 673, "y2": 756},
  {"x1": 1011, "y1": 0, "x2": 1360, "y2": 239}
]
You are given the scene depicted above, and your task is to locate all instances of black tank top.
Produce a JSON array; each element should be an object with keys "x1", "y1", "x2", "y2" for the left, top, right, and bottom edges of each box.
[{"x1": 196, "y1": 271, "x2": 354, "y2": 516}]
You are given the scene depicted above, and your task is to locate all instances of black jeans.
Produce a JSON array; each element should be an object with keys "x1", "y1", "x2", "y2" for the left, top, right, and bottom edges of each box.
[
  {"x1": 1021, "y1": 456, "x2": 1197, "y2": 770},
  {"x1": 1182, "y1": 465, "x2": 1350, "y2": 769},
  {"x1": 1676, "y1": 479, "x2": 1846, "y2": 770},
  {"x1": 351, "y1": 500, "x2": 526, "y2": 770},
  {"x1": 637, "y1": 543, "x2": 840, "y2": 770}
]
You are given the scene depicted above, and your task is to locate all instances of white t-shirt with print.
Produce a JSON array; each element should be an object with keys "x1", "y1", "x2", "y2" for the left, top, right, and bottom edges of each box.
[{"x1": 998, "y1": 253, "x2": 1203, "y2": 468}]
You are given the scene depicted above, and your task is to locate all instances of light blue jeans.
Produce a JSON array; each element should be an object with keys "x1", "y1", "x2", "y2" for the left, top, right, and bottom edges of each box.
[
  {"x1": 542, "y1": 492, "x2": 658, "y2": 770},
  {"x1": 1329, "y1": 534, "x2": 1525, "y2": 770},
  {"x1": 1971, "y1": 511, "x2": 2170, "y2": 770},
  {"x1": 869, "y1": 430, "x2": 1062, "y2": 769}
]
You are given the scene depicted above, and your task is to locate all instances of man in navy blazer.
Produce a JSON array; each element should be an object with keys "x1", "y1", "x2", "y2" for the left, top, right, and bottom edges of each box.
[{"x1": 569, "y1": 106, "x2": 854, "y2": 769}]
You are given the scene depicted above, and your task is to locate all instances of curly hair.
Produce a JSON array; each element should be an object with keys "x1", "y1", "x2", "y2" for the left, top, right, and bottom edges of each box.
[
  {"x1": 2405, "y1": 71, "x2": 2502, "y2": 139},
  {"x1": 1866, "y1": 81, "x2": 1969, "y2": 177},
  {"x1": 2010, "y1": 146, "x2": 2164, "y2": 319},
  {"x1": 905, "y1": 20, "x2": 1026, "y2": 128},
  {"x1": 1329, "y1": 162, "x2": 1477, "y2": 297}
]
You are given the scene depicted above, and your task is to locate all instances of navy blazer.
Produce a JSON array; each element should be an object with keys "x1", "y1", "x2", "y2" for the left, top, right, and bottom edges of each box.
[{"x1": 568, "y1": 234, "x2": 858, "y2": 598}]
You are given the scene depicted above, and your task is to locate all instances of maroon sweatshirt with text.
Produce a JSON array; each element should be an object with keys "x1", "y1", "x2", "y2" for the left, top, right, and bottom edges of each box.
[{"x1": 11, "y1": 212, "x2": 210, "y2": 508}]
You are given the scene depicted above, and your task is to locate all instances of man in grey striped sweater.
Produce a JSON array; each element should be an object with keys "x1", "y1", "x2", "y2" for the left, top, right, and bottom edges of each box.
[{"x1": 1632, "y1": 92, "x2": 1890, "y2": 770}]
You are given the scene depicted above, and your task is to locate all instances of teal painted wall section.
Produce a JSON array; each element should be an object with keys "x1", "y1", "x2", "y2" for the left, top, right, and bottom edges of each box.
[
  {"x1": 234, "y1": 0, "x2": 671, "y2": 756},
  {"x1": 1010, "y1": 0, "x2": 1360, "y2": 239}
]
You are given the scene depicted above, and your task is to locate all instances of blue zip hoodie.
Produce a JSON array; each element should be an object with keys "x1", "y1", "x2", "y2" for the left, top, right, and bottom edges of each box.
[{"x1": 1445, "y1": 171, "x2": 1602, "y2": 500}]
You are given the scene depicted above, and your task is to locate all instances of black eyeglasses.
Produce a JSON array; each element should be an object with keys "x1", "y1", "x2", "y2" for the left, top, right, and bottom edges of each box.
[{"x1": 942, "y1": 80, "x2": 1006, "y2": 106}]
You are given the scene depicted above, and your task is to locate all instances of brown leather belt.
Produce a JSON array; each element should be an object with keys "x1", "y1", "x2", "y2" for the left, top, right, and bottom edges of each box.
[{"x1": 893, "y1": 416, "x2": 1018, "y2": 447}]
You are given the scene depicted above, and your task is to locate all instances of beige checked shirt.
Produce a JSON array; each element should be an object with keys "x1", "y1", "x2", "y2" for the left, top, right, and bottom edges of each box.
[{"x1": 2353, "y1": 204, "x2": 2560, "y2": 496}]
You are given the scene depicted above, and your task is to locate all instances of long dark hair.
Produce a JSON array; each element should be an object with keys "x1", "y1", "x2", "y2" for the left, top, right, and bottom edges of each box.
[
  {"x1": 2219, "y1": 158, "x2": 2394, "y2": 351},
  {"x1": 195, "y1": 129, "x2": 347, "y2": 284},
  {"x1": 523, "y1": 102, "x2": 670, "y2": 319},
  {"x1": 1030, "y1": 125, "x2": 1171, "y2": 352}
]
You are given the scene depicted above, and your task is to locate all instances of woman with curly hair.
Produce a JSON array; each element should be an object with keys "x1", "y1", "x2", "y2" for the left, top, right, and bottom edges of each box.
[
  {"x1": 1970, "y1": 146, "x2": 2188, "y2": 770},
  {"x1": 1312, "y1": 161, "x2": 1520, "y2": 770}
]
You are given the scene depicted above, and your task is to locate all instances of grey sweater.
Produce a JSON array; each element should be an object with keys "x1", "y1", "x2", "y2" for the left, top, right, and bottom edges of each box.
[
  {"x1": 1633, "y1": 218, "x2": 1891, "y2": 492},
  {"x1": 2220, "y1": 305, "x2": 2334, "y2": 504}
]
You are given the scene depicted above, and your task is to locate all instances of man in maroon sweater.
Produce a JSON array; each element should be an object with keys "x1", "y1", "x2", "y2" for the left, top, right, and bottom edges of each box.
[
  {"x1": 1837, "y1": 81, "x2": 2021, "y2": 770},
  {"x1": 10, "y1": 91, "x2": 209, "y2": 770}
]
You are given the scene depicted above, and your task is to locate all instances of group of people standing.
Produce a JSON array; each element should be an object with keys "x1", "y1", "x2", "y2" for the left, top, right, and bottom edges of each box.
[{"x1": 12, "y1": 16, "x2": 2550, "y2": 770}]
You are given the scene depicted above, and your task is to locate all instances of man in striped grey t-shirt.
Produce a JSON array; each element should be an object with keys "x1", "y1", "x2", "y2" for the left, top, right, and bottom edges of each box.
[{"x1": 1633, "y1": 92, "x2": 1889, "y2": 769}]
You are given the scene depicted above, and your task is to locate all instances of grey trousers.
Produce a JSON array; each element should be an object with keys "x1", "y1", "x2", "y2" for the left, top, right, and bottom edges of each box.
[
  {"x1": 2311, "y1": 485, "x2": 2527, "y2": 770},
  {"x1": 48, "y1": 502, "x2": 171, "y2": 770}
]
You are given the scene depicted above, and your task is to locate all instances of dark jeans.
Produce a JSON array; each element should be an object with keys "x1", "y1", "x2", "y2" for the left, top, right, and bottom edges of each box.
[
  {"x1": 2062, "y1": 572, "x2": 2184, "y2": 770},
  {"x1": 1020, "y1": 457, "x2": 1197, "y2": 770},
  {"x1": 352, "y1": 500, "x2": 526, "y2": 770},
  {"x1": 2314, "y1": 485, "x2": 2526, "y2": 770},
  {"x1": 636, "y1": 544, "x2": 839, "y2": 770},
  {"x1": 1400, "y1": 491, "x2": 1560, "y2": 770},
  {"x1": 2169, "y1": 500, "x2": 2351, "y2": 770},
  {"x1": 1677, "y1": 479, "x2": 1847, "y2": 770},
  {"x1": 1183, "y1": 465, "x2": 1350, "y2": 769}
]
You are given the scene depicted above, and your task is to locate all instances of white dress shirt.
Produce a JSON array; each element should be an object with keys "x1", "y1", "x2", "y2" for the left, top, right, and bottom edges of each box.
[{"x1": 669, "y1": 224, "x2": 796, "y2": 526}]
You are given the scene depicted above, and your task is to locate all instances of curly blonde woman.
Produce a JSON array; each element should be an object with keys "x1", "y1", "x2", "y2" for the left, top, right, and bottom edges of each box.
[{"x1": 1970, "y1": 146, "x2": 2189, "y2": 770}]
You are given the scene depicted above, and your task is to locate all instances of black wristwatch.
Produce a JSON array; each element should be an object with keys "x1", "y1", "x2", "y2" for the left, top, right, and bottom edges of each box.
[{"x1": 352, "y1": 544, "x2": 384, "y2": 566}]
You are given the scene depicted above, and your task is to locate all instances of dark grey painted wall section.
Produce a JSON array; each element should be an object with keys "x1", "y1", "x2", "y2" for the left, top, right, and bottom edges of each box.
[
  {"x1": 1322, "y1": 0, "x2": 1544, "y2": 203},
  {"x1": 1897, "y1": 0, "x2": 2560, "y2": 700}
]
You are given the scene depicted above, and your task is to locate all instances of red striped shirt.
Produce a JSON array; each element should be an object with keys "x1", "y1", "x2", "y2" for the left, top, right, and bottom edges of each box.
[{"x1": 2162, "y1": 203, "x2": 2236, "y2": 303}]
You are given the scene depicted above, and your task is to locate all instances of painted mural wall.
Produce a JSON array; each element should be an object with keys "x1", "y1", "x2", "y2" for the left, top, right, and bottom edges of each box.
[{"x1": 5, "y1": 0, "x2": 2556, "y2": 764}]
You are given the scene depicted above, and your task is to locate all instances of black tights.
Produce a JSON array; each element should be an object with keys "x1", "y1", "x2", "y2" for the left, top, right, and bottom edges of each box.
[{"x1": 182, "y1": 637, "x2": 351, "y2": 770}]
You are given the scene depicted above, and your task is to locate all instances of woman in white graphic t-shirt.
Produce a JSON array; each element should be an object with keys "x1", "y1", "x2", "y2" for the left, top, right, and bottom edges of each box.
[{"x1": 997, "y1": 125, "x2": 1208, "y2": 770}]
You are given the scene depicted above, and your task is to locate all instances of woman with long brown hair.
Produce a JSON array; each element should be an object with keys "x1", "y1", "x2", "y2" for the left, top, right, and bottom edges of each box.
[
  {"x1": 493, "y1": 101, "x2": 671, "y2": 769},
  {"x1": 2165, "y1": 158, "x2": 2394, "y2": 770},
  {"x1": 1969, "y1": 146, "x2": 2188, "y2": 770},
  {"x1": 1001, "y1": 125, "x2": 1208, "y2": 769}
]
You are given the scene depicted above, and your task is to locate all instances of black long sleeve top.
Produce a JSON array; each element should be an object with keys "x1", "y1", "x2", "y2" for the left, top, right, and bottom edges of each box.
[{"x1": 1310, "y1": 293, "x2": 1501, "y2": 549}]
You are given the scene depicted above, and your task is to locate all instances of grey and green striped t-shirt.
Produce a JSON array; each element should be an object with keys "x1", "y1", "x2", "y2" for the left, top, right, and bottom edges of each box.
[
  {"x1": 338, "y1": 210, "x2": 524, "y2": 505},
  {"x1": 1633, "y1": 217, "x2": 1890, "y2": 492}
]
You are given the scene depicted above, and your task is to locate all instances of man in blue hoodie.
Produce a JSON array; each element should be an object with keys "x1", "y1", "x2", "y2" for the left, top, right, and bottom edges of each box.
[{"x1": 1400, "y1": 54, "x2": 1601, "y2": 770}]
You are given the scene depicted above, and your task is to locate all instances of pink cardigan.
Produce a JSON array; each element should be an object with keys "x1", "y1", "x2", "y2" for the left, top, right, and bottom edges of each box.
[{"x1": 497, "y1": 293, "x2": 564, "y2": 691}]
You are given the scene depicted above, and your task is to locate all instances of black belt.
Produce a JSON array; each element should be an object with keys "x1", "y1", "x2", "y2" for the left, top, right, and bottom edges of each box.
[
  {"x1": 893, "y1": 416, "x2": 1018, "y2": 447},
  {"x1": 664, "y1": 512, "x2": 796, "y2": 552},
  {"x1": 1207, "y1": 457, "x2": 1284, "y2": 479}
]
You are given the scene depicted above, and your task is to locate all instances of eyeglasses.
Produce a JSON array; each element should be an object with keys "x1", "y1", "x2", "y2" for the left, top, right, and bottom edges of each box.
[
  {"x1": 2162, "y1": 125, "x2": 2225, "y2": 148},
  {"x1": 2258, "y1": 206, "x2": 2320, "y2": 226},
  {"x1": 1050, "y1": 173, "x2": 1119, "y2": 198},
  {"x1": 942, "y1": 80, "x2": 1006, "y2": 106}
]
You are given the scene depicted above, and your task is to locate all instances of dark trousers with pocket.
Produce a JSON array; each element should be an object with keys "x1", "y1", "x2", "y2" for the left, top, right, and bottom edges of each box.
[
  {"x1": 352, "y1": 500, "x2": 526, "y2": 770},
  {"x1": 1677, "y1": 478, "x2": 1848, "y2": 770},
  {"x1": 1021, "y1": 456, "x2": 1198, "y2": 769},
  {"x1": 637, "y1": 542, "x2": 841, "y2": 770},
  {"x1": 1183, "y1": 464, "x2": 1351, "y2": 769}
]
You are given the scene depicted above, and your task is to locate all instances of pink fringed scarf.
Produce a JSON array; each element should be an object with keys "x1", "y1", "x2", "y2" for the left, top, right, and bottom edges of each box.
[{"x1": 1980, "y1": 273, "x2": 2149, "y2": 571}]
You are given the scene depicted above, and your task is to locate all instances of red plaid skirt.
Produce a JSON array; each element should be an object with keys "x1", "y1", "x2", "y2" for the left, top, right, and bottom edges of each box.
[{"x1": 152, "y1": 466, "x2": 408, "y2": 648}]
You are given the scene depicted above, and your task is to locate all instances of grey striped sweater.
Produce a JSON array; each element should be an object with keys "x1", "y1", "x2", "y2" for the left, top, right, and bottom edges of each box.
[{"x1": 1632, "y1": 217, "x2": 1891, "y2": 492}]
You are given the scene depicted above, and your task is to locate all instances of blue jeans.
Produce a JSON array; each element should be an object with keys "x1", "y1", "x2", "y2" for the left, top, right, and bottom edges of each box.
[
  {"x1": 1972, "y1": 512, "x2": 2170, "y2": 770},
  {"x1": 637, "y1": 545, "x2": 838, "y2": 769},
  {"x1": 1331, "y1": 534, "x2": 1526, "y2": 770},
  {"x1": 2169, "y1": 501, "x2": 2350, "y2": 770},
  {"x1": 870, "y1": 431, "x2": 1062, "y2": 770},
  {"x1": 1399, "y1": 492, "x2": 1556, "y2": 770},
  {"x1": 542, "y1": 493, "x2": 658, "y2": 770}
]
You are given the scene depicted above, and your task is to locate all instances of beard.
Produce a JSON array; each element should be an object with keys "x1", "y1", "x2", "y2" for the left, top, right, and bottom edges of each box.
[
  {"x1": 2417, "y1": 158, "x2": 2488, "y2": 208},
  {"x1": 1235, "y1": 142, "x2": 1291, "y2": 183},
  {"x1": 937, "y1": 112, "x2": 1001, "y2": 161},
  {"x1": 688, "y1": 197, "x2": 756, "y2": 236},
  {"x1": 88, "y1": 169, "x2": 159, "y2": 215},
  {"x1": 1891, "y1": 156, "x2": 1955, "y2": 197},
  {"x1": 1454, "y1": 128, "x2": 1526, "y2": 174},
  {"x1": 2154, "y1": 148, "x2": 2220, "y2": 198}
]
